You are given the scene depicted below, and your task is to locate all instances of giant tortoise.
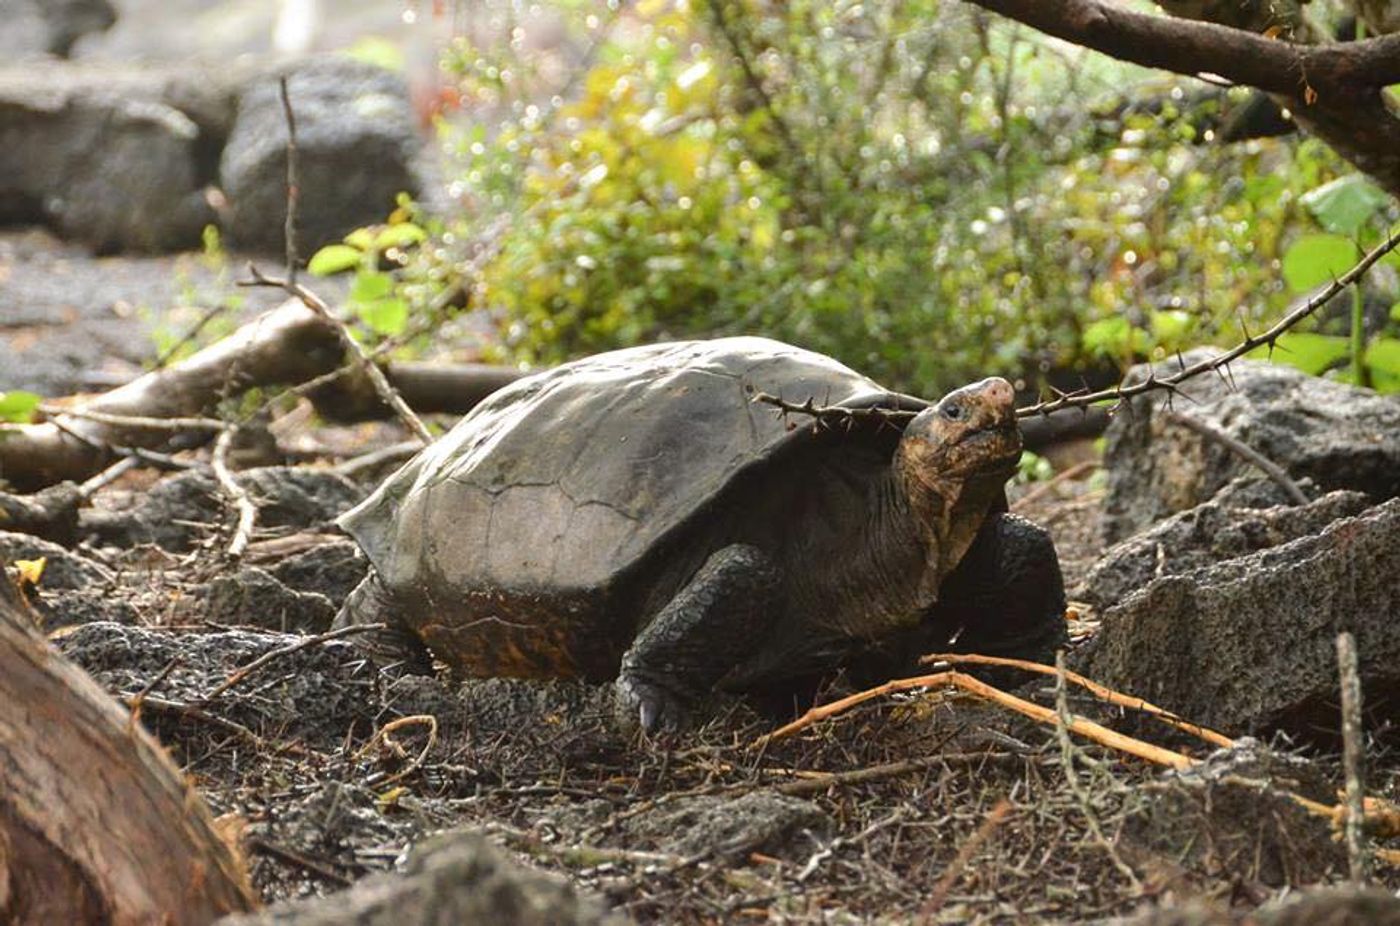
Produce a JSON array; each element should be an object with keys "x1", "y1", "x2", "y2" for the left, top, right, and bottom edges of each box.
[{"x1": 335, "y1": 337, "x2": 1066, "y2": 730}]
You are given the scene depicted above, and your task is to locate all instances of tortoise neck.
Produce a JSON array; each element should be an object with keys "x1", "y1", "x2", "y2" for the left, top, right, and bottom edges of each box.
[{"x1": 877, "y1": 469, "x2": 946, "y2": 608}]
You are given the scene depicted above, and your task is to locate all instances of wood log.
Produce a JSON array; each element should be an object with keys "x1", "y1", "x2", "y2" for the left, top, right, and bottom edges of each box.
[
  {"x1": 0, "y1": 299, "x2": 344, "y2": 491},
  {"x1": 0, "y1": 299, "x2": 528, "y2": 492},
  {"x1": 0, "y1": 572, "x2": 257, "y2": 923}
]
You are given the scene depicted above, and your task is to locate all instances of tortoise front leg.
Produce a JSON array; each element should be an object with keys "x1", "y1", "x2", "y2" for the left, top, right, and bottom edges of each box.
[{"x1": 615, "y1": 543, "x2": 779, "y2": 733}]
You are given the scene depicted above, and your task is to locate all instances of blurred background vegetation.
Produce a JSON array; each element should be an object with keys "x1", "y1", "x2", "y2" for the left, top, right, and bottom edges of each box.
[{"x1": 328, "y1": 0, "x2": 1400, "y2": 398}]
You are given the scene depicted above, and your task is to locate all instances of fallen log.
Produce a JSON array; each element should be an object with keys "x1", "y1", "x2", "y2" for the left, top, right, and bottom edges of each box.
[
  {"x1": 0, "y1": 300, "x2": 526, "y2": 491},
  {"x1": 0, "y1": 570, "x2": 257, "y2": 923}
]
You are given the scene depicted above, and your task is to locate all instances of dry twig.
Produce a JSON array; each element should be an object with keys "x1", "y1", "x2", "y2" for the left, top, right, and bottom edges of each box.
[
  {"x1": 919, "y1": 799, "x2": 1012, "y2": 920},
  {"x1": 198, "y1": 622, "x2": 386, "y2": 703},
  {"x1": 755, "y1": 669, "x2": 1197, "y2": 769},
  {"x1": 210, "y1": 426, "x2": 257, "y2": 559},
  {"x1": 920, "y1": 652, "x2": 1235, "y2": 748},
  {"x1": 754, "y1": 225, "x2": 1400, "y2": 429},
  {"x1": 1010, "y1": 459, "x2": 1099, "y2": 511},
  {"x1": 1337, "y1": 631, "x2": 1369, "y2": 884},
  {"x1": 240, "y1": 266, "x2": 433, "y2": 445},
  {"x1": 356, "y1": 714, "x2": 439, "y2": 788},
  {"x1": 1054, "y1": 654, "x2": 1141, "y2": 890}
]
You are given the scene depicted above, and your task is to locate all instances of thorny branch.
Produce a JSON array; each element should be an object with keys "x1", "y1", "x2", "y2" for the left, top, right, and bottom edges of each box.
[{"x1": 755, "y1": 225, "x2": 1400, "y2": 428}]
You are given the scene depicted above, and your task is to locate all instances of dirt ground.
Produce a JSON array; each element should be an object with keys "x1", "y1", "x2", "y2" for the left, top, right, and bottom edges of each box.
[{"x1": 11, "y1": 450, "x2": 1395, "y2": 924}]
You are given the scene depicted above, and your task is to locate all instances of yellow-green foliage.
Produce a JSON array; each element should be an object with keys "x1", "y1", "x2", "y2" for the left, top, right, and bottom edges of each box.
[{"x1": 416, "y1": 0, "x2": 1398, "y2": 395}]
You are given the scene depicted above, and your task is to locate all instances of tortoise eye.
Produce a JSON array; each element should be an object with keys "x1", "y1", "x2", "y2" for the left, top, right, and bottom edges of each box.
[{"x1": 941, "y1": 403, "x2": 964, "y2": 422}]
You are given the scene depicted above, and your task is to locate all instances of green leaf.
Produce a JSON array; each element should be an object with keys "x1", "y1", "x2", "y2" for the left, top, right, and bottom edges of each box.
[
  {"x1": 344, "y1": 227, "x2": 377, "y2": 251},
  {"x1": 1390, "y1": 302, "x2": 1400, "y2": 323},
  {"x1": 1365, "y1": 337, "x2": 1400, "y2": 393},
  {"x1": 0, "y1": 391, "x2": 41, "y2": 423},
  {"x1": 308, "y1": 245, "x2": 364, "y2": 276},
  {"x1": 1299, "y1": 175, "x2": 1390, "y2": 237},
  {"x1": 350, "y1": 271, "x2": 394, "y2": 302},
  {"x1": 1281, "y1": 234, "x2": 1359, "y2": 293},
  {"x1": 375, "y1": 223, "x2": 428, "y2": 250},
  {"x1": 1251, "y1": 332, "x2": 1350, "y2": 375},
  {"x1": 358, "y1": 298, "x2": 408, "y2": 336}
]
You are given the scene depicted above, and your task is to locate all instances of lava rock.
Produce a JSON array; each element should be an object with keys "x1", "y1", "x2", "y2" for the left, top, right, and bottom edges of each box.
[
  {"x1": 57, "y1": 621, "x2": 381, "y2": 749},
  {"x1": 1111, "y1": 887, "x2": 1400, "y2": 925},
  {"x1": 1103, "y1": 350, "x2": 1400, "y2": 542},
  {"x1": 1122, "y1": 739, "x2": 1345, "y2": 889},
  {"x1": 1075, "y1": 485, "x2": 1370, "y2": 609},
  {"x1": 205, "y1": 566, "x2": 337, "y2": 633},
  {"x1": 84, "y1": 467, "x2": 364, "y2": 552},
  {"x1": 624, "y1": 790, "x2": 831, "y2": 862},
  {"x1": 0, "y1": 62, "x2": 226, "y2": 252},
  {"x1": 216, "y1": 829, "x2": 623, "y2": 926},
  {"x1": 1072, "y1": 498, "x2": 1400, "y2": 742},
  {"x1": 221, "y1": 57, "x2": 422, "y2": 253},
  {"x1": 266, "y1": 539, "x2": 367, "y2": 604},
  {"x1": 0, "y1": 531, "x2": 136, "y2": 627},
  {"x1": 0, "y1": 0, "x2": 116, "y2": 58}
]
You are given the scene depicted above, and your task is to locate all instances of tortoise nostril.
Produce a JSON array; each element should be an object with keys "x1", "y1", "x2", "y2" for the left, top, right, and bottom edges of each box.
[{"x1": 984, "y1": 378, "x2": 1014, "y2": 405}]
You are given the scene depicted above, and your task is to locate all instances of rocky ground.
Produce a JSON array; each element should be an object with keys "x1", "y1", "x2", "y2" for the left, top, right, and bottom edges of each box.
[
  {"x1": 5, "y1": 3, "x2": 1400, "y2": 922},
  {"x1": 3, "y1": 353, "x2": 1399, "y2": 924}
]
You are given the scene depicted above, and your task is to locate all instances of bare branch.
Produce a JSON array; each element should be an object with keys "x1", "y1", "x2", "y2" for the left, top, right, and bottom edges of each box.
[
  {"x1": 239, "y1": 266, "x2": 433, "y2": 445},
  {"x1": 962, "y1": 0, "x2": 1400, "y2": 95},
  {"x1": 279, "y1": 75, "x2": 301, "y2": 287},
  {"x1": 210, "y1": 425, "x2": 257, "y2": 560},
  {"x1": 1019, "y1": 224, "x2": 1400, "y2": 416}
]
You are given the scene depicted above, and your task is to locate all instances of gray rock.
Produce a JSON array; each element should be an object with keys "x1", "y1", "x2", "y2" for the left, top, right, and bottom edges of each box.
[
  {"x1": 1075, "y1": 484, "x2": 1370, "y2": 609},
  {"x1": 57, "y1": 621, "x2": 382, "y2": 749},
  {"x1": 624, "y1": 790, "x2": 831, "y2": 861},
  {"x1": 0, "y1": 531, "x2": 135, "y2": 627},
  {"x1": 1122, "y1": 740, "x2": 1345, "y2": 888},
  {"x1": 1103, "y1": 350, "x2": 1400, "y2": 542},
  {"x1": 267, "y1": 538, "x2": 367, "y2": 604},
  {"x1": 205, "y1": 566, "x2": 337, "y2": 633},
  {"x1": 1253, "y1": 888, "x2": 1400, "y2": 925},
  {"x1": 1072, "y1": 498, "x2": 1400, "y2": 741},
  {"x1": 221, "y1": 57, "x2": 422, "y2": 253},
  {"x1": 84, "y1": 467, "x2": 364, "y2": 552},
  {"x1": 0, "y1": 62, "x2": 228, "y2": 252},
  {"x1": 0, "y1": 0, "x2": 115, "y2": 58},
  {"x1": 0, "y1": 531, "x2": 111, "y2": 590},
  {"x1": 216, "y1": 829, "x2": 623, "y2": 926}
]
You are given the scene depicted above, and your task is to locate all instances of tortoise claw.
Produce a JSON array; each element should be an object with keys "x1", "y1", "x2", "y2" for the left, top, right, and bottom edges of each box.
[{"x1": 615, "y1": 674, "x2": 688, "y2": 736}]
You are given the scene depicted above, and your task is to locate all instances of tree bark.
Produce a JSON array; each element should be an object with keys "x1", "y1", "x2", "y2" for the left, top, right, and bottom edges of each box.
[{"x1": 0, "y1": 575, "x2": 257, "y2": 924}]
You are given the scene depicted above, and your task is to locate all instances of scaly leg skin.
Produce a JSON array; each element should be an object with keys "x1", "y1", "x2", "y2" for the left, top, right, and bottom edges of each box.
[
  {"x1": 850, "y1": 512, "x2": 1067, "y2": 685},
  {"x1": 615, "y1": 543, "x2": 779, "y2": 734},
  {"x1": 333, "y1": 570, "x2": 436, "y2": 674}
]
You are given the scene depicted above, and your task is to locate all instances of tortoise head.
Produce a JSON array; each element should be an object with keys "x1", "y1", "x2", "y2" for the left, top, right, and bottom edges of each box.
[{"x1": 894, "y1": 377, "x2": 1021, "y2": 549}]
